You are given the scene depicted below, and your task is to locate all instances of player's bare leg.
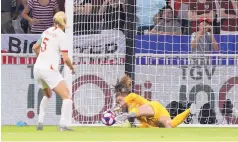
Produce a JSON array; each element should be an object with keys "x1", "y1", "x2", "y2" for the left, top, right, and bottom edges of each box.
[
  {"x1": 158, "y1": 104, "x2": 195, "y2": 128},
  {"x1": 158, "y1": 116, "x2": 172, "y2": 128},
  {"x1": 37, "y1": 87, "x2": 52, "y2": 131},
  {"x1": 138, "y1": 104, "x2": 188, "y2": 128},
  {"x1": 53, "y1": 80, "x2": 73, "y2": 131}
]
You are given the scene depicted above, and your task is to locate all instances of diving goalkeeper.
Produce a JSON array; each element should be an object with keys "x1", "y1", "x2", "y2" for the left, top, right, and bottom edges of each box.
[{"x1": 113, "y1": 75, "x2": 195, "y2": 128}]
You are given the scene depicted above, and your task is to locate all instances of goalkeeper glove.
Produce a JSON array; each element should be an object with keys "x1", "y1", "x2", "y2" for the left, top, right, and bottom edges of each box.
[
  {"x1": 103, "y1": 105, "x2": 122, "y2": 115},
  {"x1": 116, "y1": 112, "x2": 137, "y2": 123}
]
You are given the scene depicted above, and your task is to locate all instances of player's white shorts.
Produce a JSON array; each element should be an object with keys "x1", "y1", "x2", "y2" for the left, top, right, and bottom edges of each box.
[{"x1": 34, "y1": 68, "x2": 64, "y2": 89}]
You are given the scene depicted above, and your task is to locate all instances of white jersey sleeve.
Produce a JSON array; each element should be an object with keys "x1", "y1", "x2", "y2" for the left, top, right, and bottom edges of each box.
[{"x1": 59, "y1": 33, "x2": 69, "y2": 52}]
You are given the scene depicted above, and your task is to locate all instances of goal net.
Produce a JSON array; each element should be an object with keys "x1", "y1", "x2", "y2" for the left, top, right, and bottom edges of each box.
[
  {"x1": 1, "y1": 0, "x2": 238, "y2": 127},
  {"x1": 71, "y1": 0, "x2": 127, "y2": 125},
  {"x1": 70, "y1": 0, "x2": 238, "y2": 127}
]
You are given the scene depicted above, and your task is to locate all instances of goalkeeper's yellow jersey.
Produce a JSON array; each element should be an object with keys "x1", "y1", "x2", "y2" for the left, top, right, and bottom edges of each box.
[
  {"x1": 124, "y1": 93, "x2": 170, "y2": 128},
  {"x1": 124, "y1": 93, "x2": 149, "y2": 110},
  {"x1": 123, "y1": 93, "x2": 158, "y2": 127}
]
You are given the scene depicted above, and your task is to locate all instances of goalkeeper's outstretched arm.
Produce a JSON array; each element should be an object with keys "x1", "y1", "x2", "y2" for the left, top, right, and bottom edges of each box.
[{"x1": 116, "y1": 105, "x2": 155, "y2": 122}]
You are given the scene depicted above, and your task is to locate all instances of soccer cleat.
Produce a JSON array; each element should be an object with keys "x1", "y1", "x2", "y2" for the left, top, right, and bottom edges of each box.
[
  {"x1": 57, "y1": 125, "x2": 74, "y2": 131},
  {"x1": 184, "y1": 103, "x2": 196, "y2": 124},
  {"x1": 189, "y1": 103, "x2": 197, "y2": 115},
  {"x1": 36, "y1": 122, "x2": 43, "y2": 131}
]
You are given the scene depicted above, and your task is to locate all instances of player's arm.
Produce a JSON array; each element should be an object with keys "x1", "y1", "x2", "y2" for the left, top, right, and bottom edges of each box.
[
  {"x1": 53, "y1": 0, "x2": 59, "y2": 14},
  {"x1": 61, "y1": 52, "x2": 74, "y2": 74},
  {"x1": 98, "y1": 0, "x2": 109, "y2": 14},
  {"x1": 190, "y1": 32, "x2": 201, "y2": 49},
  {"x1": 211, "y1": 34, "x2": 218, "y2": 51},
  {"x1": 116, "y1": 105, "x2": 155, "y2": 123},
  {"x1": 33, "y1": 38, "x2": 42, "y2": 56},
  {"x1": 60, "y1": 34, "x2": 75, "y2": 74}
]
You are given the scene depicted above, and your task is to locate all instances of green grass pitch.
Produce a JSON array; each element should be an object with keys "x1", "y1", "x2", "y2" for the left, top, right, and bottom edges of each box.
[{"x1": 2, "y1": 126, "x2": 238, "y2": 141}]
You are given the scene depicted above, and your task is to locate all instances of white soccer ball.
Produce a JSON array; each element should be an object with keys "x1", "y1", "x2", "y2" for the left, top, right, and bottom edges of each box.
[{"x1": 101, "y1": 111, "x2": 116, "y2": 126}]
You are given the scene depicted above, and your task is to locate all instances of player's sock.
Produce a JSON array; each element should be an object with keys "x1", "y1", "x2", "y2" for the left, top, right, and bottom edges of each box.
[
  {"x1": 170, "y1": 109, "x2": 191, "y2": 128},
  {"x1": 38, "y1": 96, "x2": 50, "y2": 123},
  {"x1": 59, "y1": 99, "x2": 72, "y2": 126},
  {"x1": 67, "y1": 99, "x2": 73, "y2": 125}
]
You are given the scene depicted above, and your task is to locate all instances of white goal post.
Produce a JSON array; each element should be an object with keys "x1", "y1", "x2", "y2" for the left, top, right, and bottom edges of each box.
[{"x1": 65, "y1": 0, "x2": 74, "y2": 97}]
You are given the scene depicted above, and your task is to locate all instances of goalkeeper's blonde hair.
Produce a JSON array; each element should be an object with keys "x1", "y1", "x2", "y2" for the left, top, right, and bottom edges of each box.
[
  {"x1": 120, "y1": 74, "x2": 132, "y2": 89},
  {"x1": 115, "y1": 74, "x2": 132, "y2": 97},
  {"x1": 53, "y1": 11, "x2": 67, "y2": 29}
]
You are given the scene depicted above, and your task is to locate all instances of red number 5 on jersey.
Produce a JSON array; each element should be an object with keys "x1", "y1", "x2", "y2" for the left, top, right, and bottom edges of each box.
[{"x1": 41, "y1": 37, "x2": 49, "y2": 52}]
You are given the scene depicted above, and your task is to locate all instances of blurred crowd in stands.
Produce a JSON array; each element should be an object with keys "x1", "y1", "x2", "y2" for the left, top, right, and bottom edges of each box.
[{"x1": 1, "y1": 0, "x2": 238, "y2": 35}]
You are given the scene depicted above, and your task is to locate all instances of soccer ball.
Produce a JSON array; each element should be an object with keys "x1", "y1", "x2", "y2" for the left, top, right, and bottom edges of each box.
[{"x1": 101, "y1": 111, "x2": 116, "y2": 126}]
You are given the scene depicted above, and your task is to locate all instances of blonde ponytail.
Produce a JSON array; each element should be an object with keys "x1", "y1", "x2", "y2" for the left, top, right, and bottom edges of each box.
[
  {"x1": 114, "y1": 74, "x2": 132, "y2": 95},
  {"x1": 120, "y1": 74, "x2": 132, "y2": 89},
  {"x1": 53, "y1": 11, "x2": 67, "y2": 29}
]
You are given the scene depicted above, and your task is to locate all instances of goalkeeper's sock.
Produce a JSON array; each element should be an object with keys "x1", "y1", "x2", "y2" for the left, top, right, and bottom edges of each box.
[
  {"x1": 170, "y1": 108, "x2": 191, "y2": 128},
  {"x1": 59, "y1": 99, "x2": 72, "y2": 126},
  {"x1": 38, "y1": 96, "x2": 49, "y2": 123}
]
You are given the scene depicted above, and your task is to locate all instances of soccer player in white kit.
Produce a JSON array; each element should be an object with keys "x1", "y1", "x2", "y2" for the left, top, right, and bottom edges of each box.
[{"x1": 33, "y1": 11, "x2": 74, "y2": 131}]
